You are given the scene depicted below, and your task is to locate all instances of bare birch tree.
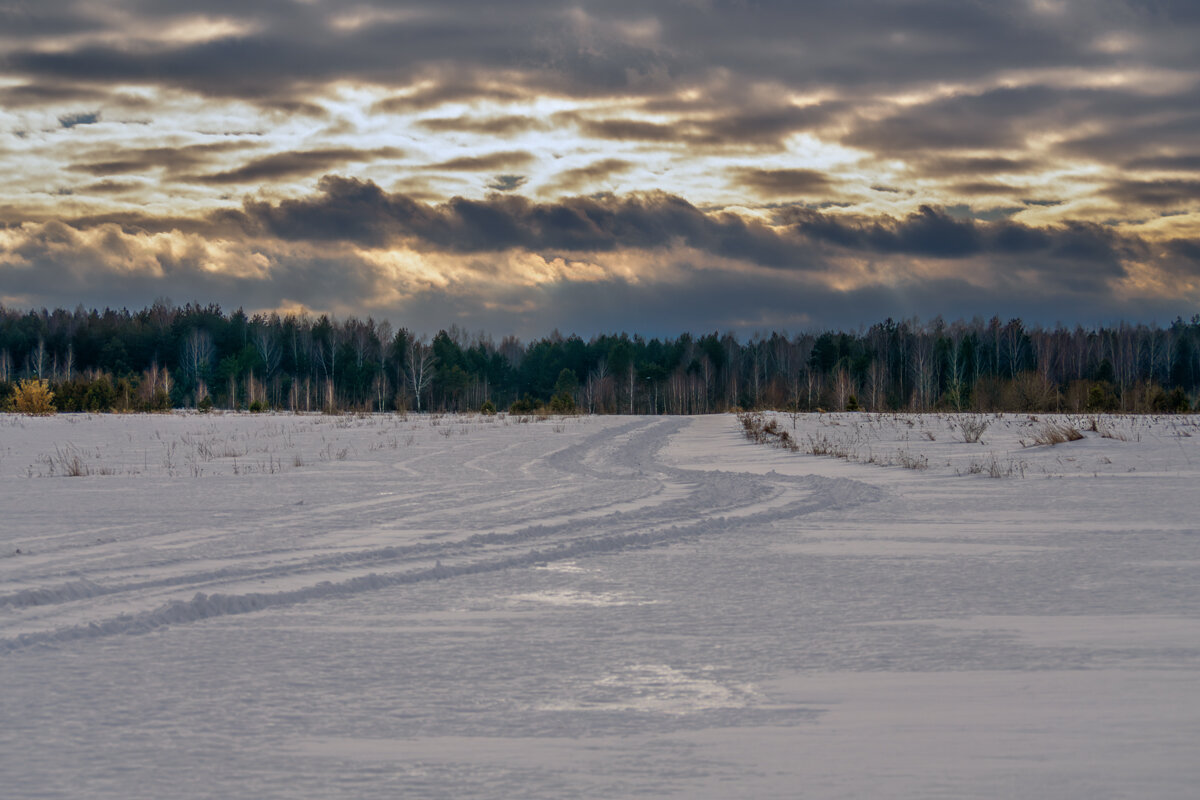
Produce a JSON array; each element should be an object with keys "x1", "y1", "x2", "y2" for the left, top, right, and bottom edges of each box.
[
  {"x1": 181, "y1": 328, "x2": 214, "y2": 402},
  {"x1": 406, "y1": 339, "x2": 436, "y2": 411}
]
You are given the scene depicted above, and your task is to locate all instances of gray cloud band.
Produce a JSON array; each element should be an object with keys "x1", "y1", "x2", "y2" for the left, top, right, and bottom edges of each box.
[{"x1": 208, "y1": 177, "x2": 1144, "y2": 273}]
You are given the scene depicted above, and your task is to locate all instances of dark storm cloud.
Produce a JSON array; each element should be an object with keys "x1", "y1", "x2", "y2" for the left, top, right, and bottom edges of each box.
[
  {"x1": 573, "y1": 118, "x2": 679, "y2": 143},
  {"x1": 84, "y1": 180, "x2": 144, "y2": 194},
  {"x1": 776, "y1": 205, "x2": 1136, "y2": 273},
  {"x1": 1100, "y1": 179, "x2": 1200, "y2": 209},
  {"x1": 6, "y1": 173, "x2": 1147, "y2": 289},
  {"x1": 220, "y1": 176, "x2": 805, "y2": 266},
  {"x1": 915, "y1": 157, "x2": 1042, "y2": 178},
  {"x1": 416, "y1": 114, "x2": 546, "y2": 136},
  {"x1": 30, "y1": 210, "x2": 227, "y2": 237},
  {"x1": 731, "y1": 168, "x2": 834, "y2": 198},
  {"x1": 4, "y1": 1, "x2": 1198, "y2": 177},
  {"x1": 0, "y1": 83, "x2": 106, "y2": 107},
  {"x1": 194, "y1": 147, "x2": 406, "y2": 184},
  {"x1": 0, "y1": 230, "x2": 381, "y2": 321},
  {"x1": 847, "y1": 84, "x2": 1200, "y2": 182},
  {"x1": 1165, "y1": 238, "x2": 1200, "y2": 269},
  {"x1": 371, "y1": 83, "x2": 527, "y2": 114},
  {"x1": 568, "y1": 103, "x2": 839, "y2": 150},
  {"x1": 1124, "y1": 154, "x2": 1200, "y2": 172},
  {"x1": 696, "y1": 104, "x2": 844, "y2": 147},
  {"x1": 2, "y1": 194, "x2": 1192, "y2": 337},
  {"x1": 215, "y1": 177, "x2": 1143, "y2": 283},
  {"x1": 431, "y1": 151, "x2": 536, "y2": 171},
  {"x1": 5, "y1": 5, "x2": 571, "y2": 101},
  {"x1": 7, "y1": 223, "x2": 1180, "y2": 340},
  {"x1": 1053, "y1": 108, "x2": 1200, "y2": 163},
  {"x1": 69, "y1": 142, "x2": 257, "y2": 177},
  {"x1": 10, "y1": 1, "x2": 1186, "y2": 103},
  {"x1": 845, "y1": 86, "x2": 1070, "y2": 154},
  {"x1": 10, "y1": 36, "x2": 324, "y2": 99}
]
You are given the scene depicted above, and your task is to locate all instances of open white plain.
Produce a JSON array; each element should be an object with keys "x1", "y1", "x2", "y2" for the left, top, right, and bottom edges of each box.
[{"x1": 2, "y1": 411, "x2": 1198, "y2": 798}]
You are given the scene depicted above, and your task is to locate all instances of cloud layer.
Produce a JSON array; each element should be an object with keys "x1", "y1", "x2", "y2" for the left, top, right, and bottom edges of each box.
[{"x1": 1, "y1": 1, "x2": 1198, "y2": 332}]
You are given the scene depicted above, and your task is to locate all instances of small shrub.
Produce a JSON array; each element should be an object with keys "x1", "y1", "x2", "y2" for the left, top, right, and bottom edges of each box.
[
  {"x1": 145, "y1": 388, "x2": 172, "y2": 412},
  {"x1": 510, "y1": 395, "x2": 538, "y2": 414},
  {"x1": 248, "y1": 400, "x2": 267, "y2": 413},
  {"x1": 738, "y1": 412, "x2": 767, "y2": 442},
  {"x1": 1085, "y1": 383, "x2": 1118, "y2": 412},
  {"x1": 13, "y1": 379, "x2": 56, "y2": 415},
  {"x1": 480, "y1": 400, "x2": 497, "y2": 415},
  {"x1": 85, "y1": 376, "x2": 117, "y2": 412},
  {"x1": 197, "y1": 396, "x2": 214, "y2": 413},
  {"x1": 806, "y1": 433, "x2": 852, "y2": 459},
  {"x1": 1153, "y1": 387, "x2": 1191, "y2": 414},
  {"x1": 549, "y1": 392, "x2": 576, "y2": 414},
  {"x1": 738, "y1": 412, "x2": 799, "y2": 452},
  {"x1": 955, "y1": 417, "x2": 990, "y2": 443}
]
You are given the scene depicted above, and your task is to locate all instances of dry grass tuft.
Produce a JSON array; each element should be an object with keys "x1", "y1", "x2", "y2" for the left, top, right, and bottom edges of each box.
[
  {"x1": 738, "y1": 412, "x2": 799, "y2": 452},
  {"x1": 1030, "y1": 422, "x2": 1085, "y2": 446}
]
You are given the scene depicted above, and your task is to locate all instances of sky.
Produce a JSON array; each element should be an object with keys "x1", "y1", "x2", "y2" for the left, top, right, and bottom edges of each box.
[{"x1": 1, "y1": 0, "x2": 1198, "y2": 337}]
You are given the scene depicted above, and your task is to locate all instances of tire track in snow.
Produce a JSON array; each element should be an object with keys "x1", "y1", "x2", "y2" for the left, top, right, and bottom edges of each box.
[{"x1": 1, "y1": 417, "x2": 883, "y2": 652}]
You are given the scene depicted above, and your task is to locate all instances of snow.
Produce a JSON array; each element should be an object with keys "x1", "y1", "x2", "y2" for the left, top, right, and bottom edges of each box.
[{"x1": 1, "y1": 410, "x2": 1198, "y2": 798}]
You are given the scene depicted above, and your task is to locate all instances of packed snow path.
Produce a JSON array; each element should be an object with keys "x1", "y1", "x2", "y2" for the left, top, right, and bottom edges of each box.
[{"x1": 1, "y1": 412, "x2": 1198, "y2": 798}]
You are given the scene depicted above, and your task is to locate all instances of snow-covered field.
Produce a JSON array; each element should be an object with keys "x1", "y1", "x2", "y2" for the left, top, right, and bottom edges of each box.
[{"x1": 2, "y1": 410, "x2": 1198, "y2": 799}]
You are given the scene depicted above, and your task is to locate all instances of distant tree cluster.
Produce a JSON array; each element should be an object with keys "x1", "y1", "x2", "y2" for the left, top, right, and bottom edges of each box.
[{"x1": 0, "y1": 303, "x2": 1197, "y2": 414}]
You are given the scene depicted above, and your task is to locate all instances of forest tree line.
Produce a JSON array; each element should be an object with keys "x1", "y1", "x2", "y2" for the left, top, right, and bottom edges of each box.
[{"x1": 1, "y1": 303, "x2": 1197, "y2": 414}]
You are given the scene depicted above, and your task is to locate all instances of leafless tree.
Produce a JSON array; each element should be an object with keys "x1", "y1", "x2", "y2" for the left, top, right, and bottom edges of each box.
[
  {"x1": 376, "y1": 321, "x2": 393, "y2": 410},
  {"x1": 833, "y1": 368, "x2": 853, "y2": 411},
  {"x1": 406, "y1": 339, "x2": 436, "y2": 411},
  {"x1": 254, "y1": 327, "x2": 281, "y2": 381},
  {"x1": 29, "y1": 337, "x2": 48, "y2": 378},
  {"x1": 910, "y1": 335, "x2": 936, "y2": 410},
  {"x1": 867, "y1": 359, "x2": 887, "y2": 411},
  {"x1": 181, "y1": 328, "x2": 214, "y2": 401},
  {"x1": 585, "y1": 360, "x2": 610, "y2": 413},
  {"x1": 627, "y1": 360, "x2": 636, "y2": 414}
]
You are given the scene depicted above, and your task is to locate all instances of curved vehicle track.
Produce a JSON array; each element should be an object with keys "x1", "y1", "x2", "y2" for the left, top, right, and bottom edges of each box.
[{"x1": 1, "y1": 415, "x2": 881, "y2": 651}]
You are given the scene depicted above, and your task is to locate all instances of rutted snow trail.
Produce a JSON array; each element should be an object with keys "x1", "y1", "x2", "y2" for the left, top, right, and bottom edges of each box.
[{"x1": 0, "y1": 415, "x2": 879, "y2": 651}]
